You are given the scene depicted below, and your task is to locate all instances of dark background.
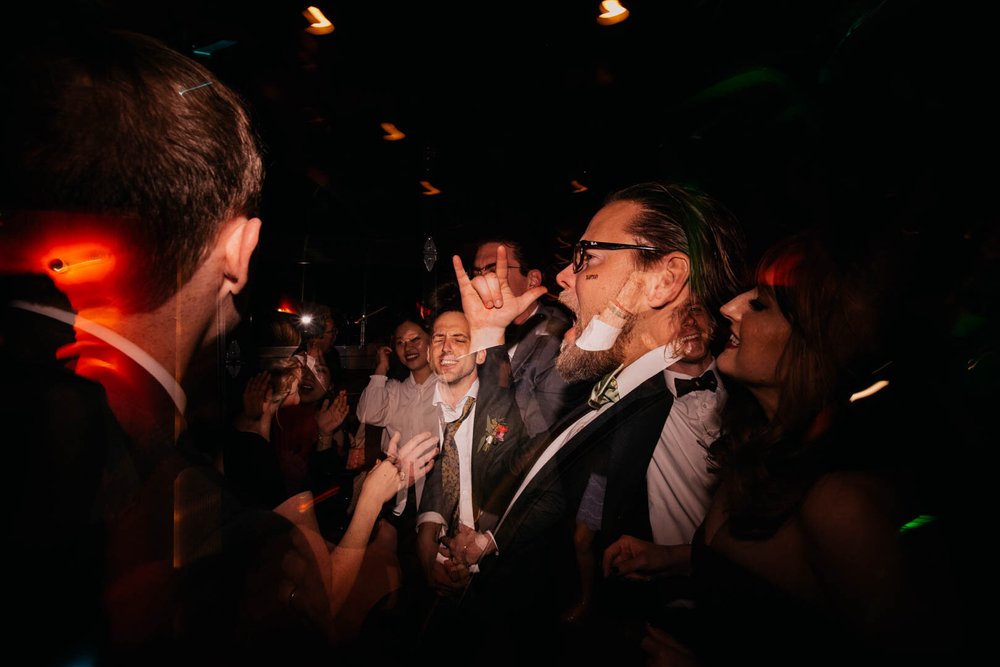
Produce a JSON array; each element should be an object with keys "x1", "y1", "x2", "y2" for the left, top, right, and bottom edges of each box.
[{"x1": 3, "y1": 1, "x2": 996, "y2": 353}]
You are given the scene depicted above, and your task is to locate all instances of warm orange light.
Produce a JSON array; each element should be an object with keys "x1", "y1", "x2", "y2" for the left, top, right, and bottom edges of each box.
[
  {"x1": 42, "y1": 242, "x2": 116, "y2": 285},
  {"x1": 420, "y1": 181, "x2": 442, "y2": 196},
  {"x1": 597, "y1": 0, "x2": 629, "y2": 26},
  {"x1": 570, "y1": 179, "x2": 588, "y2": 193},
  {"x1": 758, "y1": 252, "x2": 803, "y2": 288},
  {"x1": 303, "y1": 6, "x2": 335, "y2": 35},
  {"x1": 299, "y1": 485, "x2": 341, "y2": 511},
  {"x1": 277, "y1": 299, "x2": 300, "y2": 315},
  {"x1": 381, "y1": 122, "x2": 406, "y2": 141}
]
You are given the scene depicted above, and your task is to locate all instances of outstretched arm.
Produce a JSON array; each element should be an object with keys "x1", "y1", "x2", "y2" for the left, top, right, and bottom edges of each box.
[{"x1": 326, "y1": 432, "x2": 438, "y2": 614}]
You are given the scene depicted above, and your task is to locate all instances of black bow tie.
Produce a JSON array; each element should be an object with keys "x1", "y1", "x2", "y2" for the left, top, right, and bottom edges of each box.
[{"x1": 675, "y1": 370, "x2": 718, "y2": 397}]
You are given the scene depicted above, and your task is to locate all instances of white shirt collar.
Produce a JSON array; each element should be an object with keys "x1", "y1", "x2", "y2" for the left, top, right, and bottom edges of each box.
[
  {"x1": 432, "y1": 376, "x2": 480, "y2": 413},
  {"x1": 615, "y1": 344, "x2": 683, "y2": 398},
  {"x1": 10, "y1": 301, "x2": 187, "y2": 415}
]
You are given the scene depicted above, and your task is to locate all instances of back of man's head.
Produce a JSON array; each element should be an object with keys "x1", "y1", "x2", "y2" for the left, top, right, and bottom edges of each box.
[{"x1": 0, "y1": 27, "x2": 264, "y2": 312}]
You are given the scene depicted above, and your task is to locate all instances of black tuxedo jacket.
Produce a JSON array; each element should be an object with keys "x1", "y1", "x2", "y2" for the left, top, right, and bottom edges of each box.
[
  {"x1": 3, "y1": 297, "x2": 328, "y2": 664},
  {"x1": 466, "y1": 348, "x2": 674, "y2": 631}
]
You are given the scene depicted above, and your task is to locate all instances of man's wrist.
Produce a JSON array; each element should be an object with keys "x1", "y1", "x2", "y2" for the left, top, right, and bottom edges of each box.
[
  {"x1": 478, "y1": 530, "x2": 498, "y2": 556},
  {"x1": 470, "y1": 327, "x2": 506, "y2": 354}
]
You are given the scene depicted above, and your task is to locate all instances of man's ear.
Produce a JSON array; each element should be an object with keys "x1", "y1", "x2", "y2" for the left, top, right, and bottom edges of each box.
[
  {"x1": 475, "y1": 348, "x2": 487, "y2": 365},
  {"x1": 525, "y1": 268, "x2": 543, "y2": 289},
  {"x1": 220, "y1": 216, "x2": 261, "y2": 296},
  {"x1": 647, "y1": 252, "x2": 690, "y2": 308}
]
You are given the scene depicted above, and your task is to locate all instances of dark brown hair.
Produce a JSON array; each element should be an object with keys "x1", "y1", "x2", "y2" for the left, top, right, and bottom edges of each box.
[
  {"x1": 605, "y1": 182, "x2": 748, "y2": 317},
  {"x1": 1, "y1": 28, "x2": 264, "y2": 311},
  {"x1": 710, "y1": 230, "x2": 888, "y2": 536}
]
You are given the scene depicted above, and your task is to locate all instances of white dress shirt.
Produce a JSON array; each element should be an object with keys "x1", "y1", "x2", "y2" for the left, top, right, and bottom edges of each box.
[
  {"x1": 416, "y1": 379, "x2": 480, "y2": 533},
  {"x1": 647, "y1": 360, "x2": 726, "y2": 545}
]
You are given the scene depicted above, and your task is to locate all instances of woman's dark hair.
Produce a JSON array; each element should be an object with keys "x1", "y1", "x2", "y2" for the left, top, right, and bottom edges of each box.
[{"x1": 709, "y1": 230, "x2": 890, "y2": 536}]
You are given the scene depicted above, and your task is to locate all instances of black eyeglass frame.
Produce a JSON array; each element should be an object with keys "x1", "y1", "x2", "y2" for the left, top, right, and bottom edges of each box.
[
  {"x1": 572, "y1": 240, "x2": 659, "y2": 273},
  {"x1": 469, "y1": 263, "x2": 522, "y2": 278}
]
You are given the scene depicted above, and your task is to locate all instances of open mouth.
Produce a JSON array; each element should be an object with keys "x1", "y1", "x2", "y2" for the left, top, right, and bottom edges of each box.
[
  {"x1": 727, "y1": 333, "x2": 740, "y2": 348},
  {"x1": 404, "y1": 352, "x2": 420, "y2": 361}
]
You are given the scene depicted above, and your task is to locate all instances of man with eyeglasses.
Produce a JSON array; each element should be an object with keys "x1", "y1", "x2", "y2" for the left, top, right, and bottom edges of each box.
[
  {"x1": 441, "y1": 182, "x2": 747, "y2": 660},
  {"x1": 470, "y1": 237, "x2": 587, "y2": 436}
]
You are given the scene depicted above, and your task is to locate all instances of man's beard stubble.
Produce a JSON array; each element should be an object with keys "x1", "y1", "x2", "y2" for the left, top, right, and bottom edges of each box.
[{"x1": 555, "y1": 315, "x2": 635, "y2": 383}]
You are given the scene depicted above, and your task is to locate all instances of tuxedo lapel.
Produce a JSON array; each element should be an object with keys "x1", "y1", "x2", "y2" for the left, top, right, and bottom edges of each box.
[
  {"x1": 497, "y1": 372, "x2": 669, "y2": 547},
  {"x1": 602, "y1": 377, "x2": 673, "y2": 541},
  {"x1": 552, "y1": 372, "x2": 668, "y2": 474}
]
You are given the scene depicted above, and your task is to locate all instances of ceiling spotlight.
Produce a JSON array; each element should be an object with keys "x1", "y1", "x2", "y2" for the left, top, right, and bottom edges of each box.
[
  {"x1": 420, "y1": 180, "x2": 442, "y2": 196},
  {"x1": 570, "y1": 179, "x2": 589, "y2": 193},
  {"x1": 597, "y1": 1, "x2": 629, "y2": 26},
  {"x1": 303, "y1": 6, "x2": 335, "y2": 35},
  {"x1": 381, "y1": 122, "x2": 406, "y2": 141}
]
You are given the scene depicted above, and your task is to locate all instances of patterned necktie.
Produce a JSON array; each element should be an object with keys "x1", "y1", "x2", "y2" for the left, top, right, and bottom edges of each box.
[
  {"x1": 441, "y1": 395, "x2": 476, "y2": 533},
  {"x1": 675, "y1": 370, "x2": 718, "y2": 397},
  {"x1": 588, "y1": 364, "x2": 625, "y2": 409}
]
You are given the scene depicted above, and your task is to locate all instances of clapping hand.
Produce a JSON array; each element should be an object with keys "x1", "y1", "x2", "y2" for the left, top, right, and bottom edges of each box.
[
  {"x1": 316, "y1": 389, "x2": 349, "y2": 436},
  {"x1": 385, "y1": 430, "x2": 439, "y2": 488}
]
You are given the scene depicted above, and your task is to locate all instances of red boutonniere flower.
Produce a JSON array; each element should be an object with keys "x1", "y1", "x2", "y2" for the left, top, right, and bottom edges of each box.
[{"x1": 478, "y1": 417, "x2": 509, "y2": 453}]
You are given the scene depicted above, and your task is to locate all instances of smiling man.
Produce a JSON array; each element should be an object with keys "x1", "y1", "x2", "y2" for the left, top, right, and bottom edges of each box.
[
  {"x1": 414, "y1": 308, "x2": 527, "y2": 604},
  {"x1": 446, "y1": 182, "x2": 747, "y2": 658}
]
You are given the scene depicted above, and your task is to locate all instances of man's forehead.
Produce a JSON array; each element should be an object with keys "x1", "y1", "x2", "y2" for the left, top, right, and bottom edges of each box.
[
  {"x1": 432, "y1": 312, "x2": 469, "y2": 335},
  {"x1": 583, "y1": 200, "x2": 639, "y2": 241},
  {"x1": 475, "y1": 241, "x2": 501, "y2": 258}
]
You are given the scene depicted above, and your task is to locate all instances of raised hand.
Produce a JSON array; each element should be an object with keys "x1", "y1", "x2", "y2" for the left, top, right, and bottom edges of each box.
[
  {"x1": 452, "y1": 245, "x2": 548, "y2": 349},
  {"x1": 374, "y1": 345, "x2": 392, "y2": 376},
  {"x1": 316, "y1": 389, "x2": 349, "y2": 436}
]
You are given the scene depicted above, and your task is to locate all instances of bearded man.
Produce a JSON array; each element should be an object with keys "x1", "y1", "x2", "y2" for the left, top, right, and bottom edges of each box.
[{"x1": 441, "y1": 182, "x2": 746, "y2": 660}]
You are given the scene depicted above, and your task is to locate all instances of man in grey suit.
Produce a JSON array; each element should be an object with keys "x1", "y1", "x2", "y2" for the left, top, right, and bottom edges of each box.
[{"x1": 470, "y1": 238, "x2": 588, "y2": 436}]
